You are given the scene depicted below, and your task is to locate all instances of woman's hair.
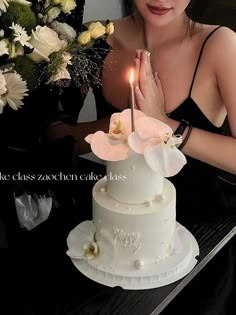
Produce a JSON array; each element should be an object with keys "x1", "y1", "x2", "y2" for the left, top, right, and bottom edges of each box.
[
  {"x1": 121, "y1": 0, "x2": 209, "y2": 21},
  {"x1": 185, "y1": 0, "x2": 209, "y2": 22},
  {"x1": 121, "y1": 0, "x2": 134, "y2": 17}
]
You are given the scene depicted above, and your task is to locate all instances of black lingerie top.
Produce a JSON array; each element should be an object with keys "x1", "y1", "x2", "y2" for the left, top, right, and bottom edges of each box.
[{"x1": 92, "y1": 26, "x2": 226, "y2": 224}]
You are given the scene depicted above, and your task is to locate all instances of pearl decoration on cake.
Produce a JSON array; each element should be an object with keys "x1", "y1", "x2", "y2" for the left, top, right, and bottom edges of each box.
[
  {"x1": 145, "y1": 201, "x2": 153, "y2": 207},
  {"x1": 100, "y1": 187, "x2": 107, "y2": 193},
  {"x1": 155, "y1": 193, "x2": 166, "y2": 202},
  {"x1": 134, "y1": 259, "x2": 144, "y2": 269}
]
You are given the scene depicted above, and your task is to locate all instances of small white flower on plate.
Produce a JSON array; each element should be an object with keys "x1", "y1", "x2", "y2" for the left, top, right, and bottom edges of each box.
[{"x1": 83, "y1": 242, "x2": 99, "y2": 260}]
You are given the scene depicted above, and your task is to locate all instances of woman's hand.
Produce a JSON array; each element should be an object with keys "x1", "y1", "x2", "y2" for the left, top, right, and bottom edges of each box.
[{"x1": 134, "y1": 49, "x2": 166, "y2": 121}]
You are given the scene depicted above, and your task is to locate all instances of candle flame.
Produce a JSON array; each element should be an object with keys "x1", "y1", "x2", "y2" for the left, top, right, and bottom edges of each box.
[{"x1": 129, "y1": 68, "x2": 134, "y2": 85}]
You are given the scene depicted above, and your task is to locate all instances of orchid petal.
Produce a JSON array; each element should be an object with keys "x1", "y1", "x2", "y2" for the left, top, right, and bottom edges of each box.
[
  {"x1": 67, "y1": 221, "x2": 96, "y2": 259},
  {"x1": 84, "y1": 134, "x2": 94, "y2": 144},
  {"x1": 128, "y1": 132, "x2": 152, "y2": 154},
  {"x1": 120, "y1": 108, "x2": 146, "y2": 121},
  {"x1": 89, "y1": 131, "x2": 129, "y2": 161},
  {"x1": 110, "y1": 109, "x2": 146, "y2": 137},
  {"x1": 123, "y1": 109, "x2": 146, "y2": 134},
  {"x1": 67, "y1": 221, "x2": 96, "y2": 258},
  {"x1": 135, "y1": 116, "x2": 173, "y2": 140},
  {"x1": 110, "y1": 112, "x2": 121, "y2": 124},
  {"x1": 119, "y1": 109, "x2": 146, "y2": 136},
  {"x1": 144, "y1": 143, "x2": 187, "y2": 177}
]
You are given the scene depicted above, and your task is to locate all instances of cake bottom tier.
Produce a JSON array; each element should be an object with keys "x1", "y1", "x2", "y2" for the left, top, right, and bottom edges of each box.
[
  {"x1": 92, "y1": 177, "x2": 176, "y2": 269},
  {"x1": 67, "y1": 222, "x2": 199, "y2": 289}
]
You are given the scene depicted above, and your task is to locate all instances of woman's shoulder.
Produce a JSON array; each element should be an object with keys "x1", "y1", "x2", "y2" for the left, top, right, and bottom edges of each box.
[
  {"x1": 198, "y1": 23, "x2": 236, "y2": 50},
  {"x1": 194, "y1": 23, "x2": 236, "y2": 63},
  {"x1": 196, "y1": 24, "x2": 236, "y2": 91}
]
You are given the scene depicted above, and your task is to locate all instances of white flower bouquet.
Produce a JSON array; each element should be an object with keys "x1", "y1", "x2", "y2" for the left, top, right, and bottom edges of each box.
[{"x1": 0, "y1": 0, "x2": 114, "y2": 113}]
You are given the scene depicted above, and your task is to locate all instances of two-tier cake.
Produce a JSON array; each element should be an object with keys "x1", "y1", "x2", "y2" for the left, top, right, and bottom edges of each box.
[{"x1": 67, "y1": 109, "x2": 199, "y2": 289}]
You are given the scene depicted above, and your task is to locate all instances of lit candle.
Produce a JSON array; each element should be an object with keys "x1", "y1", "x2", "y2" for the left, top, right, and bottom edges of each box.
[{"x1": 129, "y1": 68, "x2": 135, "y2": 132}]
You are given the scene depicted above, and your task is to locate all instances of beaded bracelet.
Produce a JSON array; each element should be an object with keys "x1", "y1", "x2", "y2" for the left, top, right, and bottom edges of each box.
[{"x1": 178, "y1": 124, "x2": 193, "y2": 150}]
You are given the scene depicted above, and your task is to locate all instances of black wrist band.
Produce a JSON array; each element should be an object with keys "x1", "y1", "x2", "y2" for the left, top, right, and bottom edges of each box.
[
  {"x1": 178, "y1": 124, "x2": 193, "y2": 150},
  {"x1": 174, "y1": 119, "x2": 190, "y2": 136}
]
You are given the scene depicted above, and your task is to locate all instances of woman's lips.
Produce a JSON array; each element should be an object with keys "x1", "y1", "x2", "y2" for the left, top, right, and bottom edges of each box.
[{"x1": 147, "y1": 5, "x2": 172, "y2": 16}]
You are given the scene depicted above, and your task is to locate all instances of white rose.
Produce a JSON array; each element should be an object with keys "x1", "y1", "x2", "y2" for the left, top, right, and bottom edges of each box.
[
  {"x1": 50, "y1": 21, "x2": 76, "y2": 42},
  {"x1": 46, "y1": 7, "x2": 61, "y2": 23},
  {"x1": 78, "y1": 30, "x2": 91, "y2": 45},
  {"x1": 48, "y1": 52, "x2": 72, "y2": 82},
  {"x1": 49, "y1": 65, "x2": 71, "y2": 83},
  {"x1": 60, "y1": 0, "x2": 76, "y2": 14},
  {"x1": 106, "y1": 22, "x2": 114, "y2": 35},
  {"x1": 88, "y1": 22, "x2": 106, "y2": 39},
  {"x1": 28, "y1": 26, "x2": 66, "y2": 62}
]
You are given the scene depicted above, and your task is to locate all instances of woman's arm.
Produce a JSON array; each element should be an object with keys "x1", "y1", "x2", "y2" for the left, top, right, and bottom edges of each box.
[
  {"x1": 135, "y1": 29, "x2": 236, "y2": 174},
  {"x1": 177, "y1": 27, "x2": 236, "y2": 174},
  {"x1": 46, "y1": 117, "x2": 110, "y2": 155}
]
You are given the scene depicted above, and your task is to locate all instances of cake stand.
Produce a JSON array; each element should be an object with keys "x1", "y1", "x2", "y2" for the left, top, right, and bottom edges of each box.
[{"x1": 67, "y1": 222, "x2": 199, "y2": 290}]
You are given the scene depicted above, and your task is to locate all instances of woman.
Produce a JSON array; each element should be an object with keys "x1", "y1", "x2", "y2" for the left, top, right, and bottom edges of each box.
[
  {"x1": 52, "y1": 0, "x2": 236, "y2": 171},
  {"x1": 47, "y1": 1, "x2": 236, "y2": 314},
  {"x1": 50, "y1": 0, "x2": 236, "y2": 213}
]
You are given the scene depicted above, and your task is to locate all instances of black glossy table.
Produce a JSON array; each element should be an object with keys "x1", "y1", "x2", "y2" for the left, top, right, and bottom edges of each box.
[{"x1": 5, "y1": 157, "x2": 236, "y2": 315}]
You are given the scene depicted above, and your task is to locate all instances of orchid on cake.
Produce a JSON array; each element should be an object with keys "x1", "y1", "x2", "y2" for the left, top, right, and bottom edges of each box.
[
  {"x1": 85, "y1": 109, "x2": 186, "y2": 204},
  {"x1": 85, "y1": 108, "x2": 186, "y2": 176},
  {"x1": 67, "y1": 109, "x2": 199, "y2": 289}
]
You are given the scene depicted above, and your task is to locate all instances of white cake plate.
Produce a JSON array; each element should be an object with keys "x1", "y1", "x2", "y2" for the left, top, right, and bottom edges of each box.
[{"x1": 67, "y1": 222, "x2": 199, "y2": 290}]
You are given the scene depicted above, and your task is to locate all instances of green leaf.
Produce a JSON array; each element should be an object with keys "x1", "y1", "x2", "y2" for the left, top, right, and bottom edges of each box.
[
  {"x1": 14, "y1": 56, "x2": 37, "y2": 91},
  {"x1": 0, "y1": 2, "x2": 37, "y2": 33}
]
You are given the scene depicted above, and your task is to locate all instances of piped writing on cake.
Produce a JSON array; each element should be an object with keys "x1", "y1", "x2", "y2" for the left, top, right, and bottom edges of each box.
[{"x1": 113, "y1": 228, "x2": 141, "y2": 254}]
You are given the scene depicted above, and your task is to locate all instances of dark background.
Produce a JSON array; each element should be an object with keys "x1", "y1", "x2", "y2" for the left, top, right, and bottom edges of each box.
[{"x1": 196, "y1": 0, "x2": 236, "y2": 31}]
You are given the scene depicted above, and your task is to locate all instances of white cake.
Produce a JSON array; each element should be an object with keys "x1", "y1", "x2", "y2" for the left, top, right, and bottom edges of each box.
[
  {"x1": 67, "y1": 109, "x2": 192, "y2": 282},
  {"x1": 92, "y1": 153, "x2": 176, "y2": 269}
]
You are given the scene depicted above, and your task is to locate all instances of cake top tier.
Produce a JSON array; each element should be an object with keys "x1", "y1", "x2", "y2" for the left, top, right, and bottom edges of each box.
[{"x1": 85, "y1": 109, "x2": 186, "y2": 177}]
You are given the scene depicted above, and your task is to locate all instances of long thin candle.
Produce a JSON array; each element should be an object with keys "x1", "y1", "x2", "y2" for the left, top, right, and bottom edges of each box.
[{"x1": 129, "y1": 68, "x2": 135, "y2": 131}]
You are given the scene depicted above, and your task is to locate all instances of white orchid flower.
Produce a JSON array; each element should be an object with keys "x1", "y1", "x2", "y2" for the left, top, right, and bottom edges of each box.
[
  {"x1": 128, "y1": 116, "x2": 187, "y2": 177},
  {"x1": 85, "y1": 109, "x2": 146, "y2": 161}
]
